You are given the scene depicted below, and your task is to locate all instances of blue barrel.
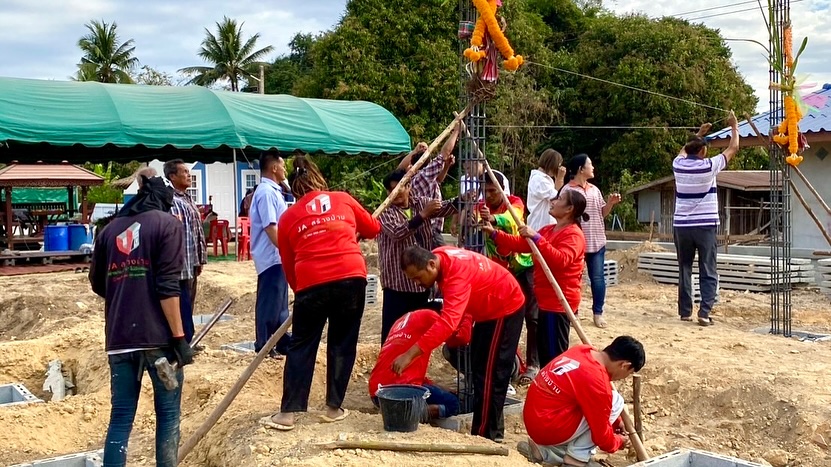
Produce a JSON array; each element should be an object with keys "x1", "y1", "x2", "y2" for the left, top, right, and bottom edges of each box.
[
  {"x1": 68, "y1": 224, "x2": 93, "y2": 251},
  {"x1": 44, "y1": 225, "x2": 69, "y2": 252}
]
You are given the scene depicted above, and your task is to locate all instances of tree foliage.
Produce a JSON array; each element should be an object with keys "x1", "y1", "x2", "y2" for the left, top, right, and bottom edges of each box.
[
  {"x1": 179, "y1": 17, "x2": 274, "y2": 92},
  {"x1": 134, "y1": 66, "x2": 174, "y2": 86},
  {"x1": 75, "y1": 20, "x2": 139, "y2": 83}
]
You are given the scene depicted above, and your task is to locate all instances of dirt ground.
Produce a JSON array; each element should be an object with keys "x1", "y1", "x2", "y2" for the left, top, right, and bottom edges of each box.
[{"x1": 2, "y1": 242, "x2": 831, "y2": 466}]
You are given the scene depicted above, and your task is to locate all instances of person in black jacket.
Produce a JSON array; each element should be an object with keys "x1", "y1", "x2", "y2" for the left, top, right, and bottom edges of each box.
[{"x1": 89, "y1": 175, "x2": 194, "y2": 467}]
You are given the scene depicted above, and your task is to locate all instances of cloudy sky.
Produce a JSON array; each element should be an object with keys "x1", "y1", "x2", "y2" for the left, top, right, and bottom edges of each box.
[{"x1": 1, "y1": 0, "x2": 829, "y2": 113}]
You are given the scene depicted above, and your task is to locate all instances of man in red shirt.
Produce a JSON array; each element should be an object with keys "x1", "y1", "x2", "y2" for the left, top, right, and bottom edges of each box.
[
  {"x1": 395, "y1": 245, "x2": 525, "y2": 442},
  {"x1": 370, "y1": 309, "x2": 465, "y2": 420},
  {"x1": 519, "y1": 336, "x2": 645, "y2": 466}
]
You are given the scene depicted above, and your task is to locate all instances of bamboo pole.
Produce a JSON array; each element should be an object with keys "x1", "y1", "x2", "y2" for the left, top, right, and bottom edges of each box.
[
  {"x1": 372, "y1": 105, "x2": 471, "y2": 218},
  {"x1": 316, "y1": 440, "x2": 509, "y2": 456},
  {"x1": 633, "y1": 374, "x2": 644, "y2": 442},
  {"x1": 743, "y1": 114, "x2": 831, "y2": 246},
  {"x1": 456, "y1": 116, "x2": 649, "y2": 461},
  {"x1": 178, "y1": 313, "x2": 293, "y2": 462}
]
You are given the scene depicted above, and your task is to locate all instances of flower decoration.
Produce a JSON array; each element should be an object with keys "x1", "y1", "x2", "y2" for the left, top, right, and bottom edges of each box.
[{"x1": 463, "y1": 0, "x2": 523, "y2": 71}]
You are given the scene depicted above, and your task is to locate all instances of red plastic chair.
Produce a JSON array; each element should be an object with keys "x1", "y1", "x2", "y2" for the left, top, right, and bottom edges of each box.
[
  {"x1": 209, "y1": 219, "x2": 230, "y2": 256},
  {"x1": 237, "y1": 217, "x2": 251, "y2": 261}
]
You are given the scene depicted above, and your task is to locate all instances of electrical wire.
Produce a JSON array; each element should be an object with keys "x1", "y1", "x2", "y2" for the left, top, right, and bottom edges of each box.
[
  {"x1": 485, "y1": 125, "x2": 701, "y2": 130},
  {"x1": 682, "y1": 0, "x2": 804, "y2": 21},
  {"x1": 525, "y1": 61, "x2": 730, "y2": 113},
  {"x1": 668, "y1": 0, "x2": 761, "y2": 17},
  {"x1": 330, "y1": 154, "x2": 403, "y2": 189}
]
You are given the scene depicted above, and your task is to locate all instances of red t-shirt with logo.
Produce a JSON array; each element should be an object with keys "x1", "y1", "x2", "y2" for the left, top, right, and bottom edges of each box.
[
  {"x1": 369, "y1": 309, "x2": 438, "y2": 397},
  {"x1": 524, "y1": 345, "x2": 626, "y2": 453},
  {"x1": 278, "y1": 190, "x2": 381, "y2": 292},
  {"x1": 416, "y1": 247, "x2": 525, "y2": 354}
]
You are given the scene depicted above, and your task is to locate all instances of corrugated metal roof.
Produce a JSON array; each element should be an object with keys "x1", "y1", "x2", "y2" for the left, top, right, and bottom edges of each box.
[
  {"x1": 626, "y1": 170, "x2": 781, "y2": 194},
  {"x1": 709, "y1": 84, "x2": 831, "y2": 142},
  {"x1": 0, "y1": 163, "x2": 104, "y2": 187}
]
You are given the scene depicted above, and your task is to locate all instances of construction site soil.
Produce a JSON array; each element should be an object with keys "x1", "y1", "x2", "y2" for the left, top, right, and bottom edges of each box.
[{"x1": 1, "y1": 242, "x2": 831, "y2": 466}]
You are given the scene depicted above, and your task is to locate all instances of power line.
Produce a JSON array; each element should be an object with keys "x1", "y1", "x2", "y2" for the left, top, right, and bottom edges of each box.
[
  {"x1": 485, "y1": 125, "x2": 700, "y2": 130},
  {"x1": 683, "y1": 0, "x2": 805, "y2": 21},
  {"x1": 668, "y1": 0, "x2": 759, "y2": 18},
  {"x1": 525, "y1": 61, "x2": 729, "y2": 113}
]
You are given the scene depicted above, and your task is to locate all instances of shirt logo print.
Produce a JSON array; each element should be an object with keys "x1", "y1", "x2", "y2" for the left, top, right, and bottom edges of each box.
[
  {"x1": 306, "y1": 194, "x2": 331, "y2": 214},
  {"x1": 115, "y1": 222, "x2": 141, "y2": 255}
]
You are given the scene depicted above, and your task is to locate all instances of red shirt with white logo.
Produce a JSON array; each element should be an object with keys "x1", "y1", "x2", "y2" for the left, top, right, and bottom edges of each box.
[
  {"x1": 524, "y1": 345, "x2": 626, "y2": 453},
  {"x1": 416, "y1": 247, "x2": 525, "y2": 354},
  {"x1": 278, "y1": 190, "x2": 381, "y2": 292},
  {"x1": 369, "y1": 309, "x2": 438, "y2": 397}
]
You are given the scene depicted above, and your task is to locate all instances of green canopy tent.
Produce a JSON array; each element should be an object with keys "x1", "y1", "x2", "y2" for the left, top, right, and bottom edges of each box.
[
  {"x1": 0, "y1": 77, "x2": 411, "y2": 248},
  {"x1": 0, "y1": 77, "x2": 411, "y2": 163}
]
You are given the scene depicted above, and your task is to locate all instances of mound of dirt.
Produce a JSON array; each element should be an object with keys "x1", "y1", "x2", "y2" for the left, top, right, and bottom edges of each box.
[{"x1": 607, "y1": 242, "x2": 667, "y2": 283}]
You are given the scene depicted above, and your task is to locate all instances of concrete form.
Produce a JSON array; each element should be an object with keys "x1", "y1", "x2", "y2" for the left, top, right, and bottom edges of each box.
[
  {"x1": 0, "y1": 383, "x2": 43, "y2": 407},
  {"x1": 10, "y1": 450, "x2": 103, "y2": 467},
  {"x1": 221, "y1": 341, "x2": 255, "y2": 354},
  {"x1": 432, "y1": 397, "x2": 524, "y2": 433},
  {"x1": 630, "y1": 449, "x2": 764, "y2": 467}
]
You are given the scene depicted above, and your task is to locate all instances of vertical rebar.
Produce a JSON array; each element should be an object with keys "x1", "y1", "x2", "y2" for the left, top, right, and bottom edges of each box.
[{"x1": 769, "y1": 0, "x2": 793, "y2": 337}]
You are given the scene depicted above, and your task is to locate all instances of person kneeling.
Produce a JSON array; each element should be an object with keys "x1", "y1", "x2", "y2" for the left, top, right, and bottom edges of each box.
[
  {"x1": 370, "y1": 309, "x2": 463, "y2": 420},
  {"x1": 519, "y1": 336, "x2": 645, "y2": 466}
]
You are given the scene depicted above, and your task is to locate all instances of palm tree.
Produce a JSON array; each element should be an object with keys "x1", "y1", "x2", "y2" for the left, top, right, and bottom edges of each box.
[
  {"x1": 179, "y1": 17, "x2": 274, "y2": 92},
  {"x1": 74, "y1": 20, "x2": 139, "y2": 83}
]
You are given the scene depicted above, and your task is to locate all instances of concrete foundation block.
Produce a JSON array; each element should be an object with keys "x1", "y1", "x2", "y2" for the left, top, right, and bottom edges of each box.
[
  {"x1": 192, "y1": 314, "x2": 232, "y2": 325},
  {"x1": 630, "y1": 449, "x2": 764, "y2": 467},
  {"x1": 432, "y1": 397, "x2": 524, "y2": 433},
  {"x1": 0, "y1": 383, "x2": 43, "y2": 407},
  {"x1": 10, "y1": 450, "x2": 103, "y2": 467}
]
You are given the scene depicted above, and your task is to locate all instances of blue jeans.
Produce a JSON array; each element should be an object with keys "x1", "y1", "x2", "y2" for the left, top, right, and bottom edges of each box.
[
  {"x1": 371, "y1": 384, "x2": 460, "y2": 419},
  {"x1": 179, "y1": 280, "x2": 194, "y2": 343},
  {"x1": 584, "y1": 247, "x2": 607, "y2": 315},
  {"x1": 104, "y1": 349, "x2": 183, "y2": 467},
  {"x1": 255, "y1": 264, "x2": 291, "y2": 354}
]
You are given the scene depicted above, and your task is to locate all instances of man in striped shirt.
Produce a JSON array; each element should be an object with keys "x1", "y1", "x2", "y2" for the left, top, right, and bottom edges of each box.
[
  {"x1": 673, "y1": 111, "x2": 739, "y2": 326},
  {"x1": 377, "y1": 169, "x2": 459, "y2": 343}
]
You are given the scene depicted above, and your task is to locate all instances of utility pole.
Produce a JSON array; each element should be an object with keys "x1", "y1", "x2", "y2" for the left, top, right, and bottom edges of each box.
[{"x1": 258, "y1": 65, "x2": 264, "y2": 95}]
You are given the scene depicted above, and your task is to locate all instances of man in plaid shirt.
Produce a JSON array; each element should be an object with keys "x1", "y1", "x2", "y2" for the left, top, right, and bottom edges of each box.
[
  {"x1": 165, "y1": 159, "x2": 208, "y2": 345},
  {"x1": 397, "y1": 124, "x2": 460, "y2": 248}
]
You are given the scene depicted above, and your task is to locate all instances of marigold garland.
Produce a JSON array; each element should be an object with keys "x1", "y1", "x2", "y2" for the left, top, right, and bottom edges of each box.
[
  {"x1": 463, "y1": 0, "x2": 524, "y2": 71},
  {"x1": 772, "y1": 23, "x2": 805, "y2": 167}
]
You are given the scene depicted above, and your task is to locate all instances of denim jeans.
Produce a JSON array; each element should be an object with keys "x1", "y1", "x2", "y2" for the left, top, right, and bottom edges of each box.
[
  {"x1": 179, "y1": 279, "x2": 194, "y2": 343},
  {"x1": 255, "y1": 264, "x2": 291, "y2": 354},
  {"x1": 104, "y1": 349, "x2": 183, "y2": 467},
  {"x1": 423, "y1": 384, "x2": 460, "y2": 418},
  {"x1": 584, "y1": 247, "x2": 607, "y2": 315},
  {"x1": 674, "y1": 226, "x2": 718, "y2": 318}
]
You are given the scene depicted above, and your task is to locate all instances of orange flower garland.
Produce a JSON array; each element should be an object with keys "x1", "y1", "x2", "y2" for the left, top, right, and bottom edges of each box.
[
  {"x1": 774, "y1": 23, "x2": 803, "y2": 167},
  {"x1": 463, "y1": 0, "x2": 524, "y2": 71}
]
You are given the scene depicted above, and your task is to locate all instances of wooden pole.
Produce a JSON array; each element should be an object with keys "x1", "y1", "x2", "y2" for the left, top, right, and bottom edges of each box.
[
  {"x1": 788, "y1": 178, "x2": 831, "y2": 247},
  {"x1": 178, "y1": 313, "x2": 293, "y2": 462},
  {"x1": 316, "y1": 440, "x2": 509, "y2": 456},
  {"x1": 457, "y1": 117, "x2": 649, "y2": 461},
  {"x1": 632, "y1": 374, "x2": 643, "y2": 442},
  {"x1": 372, "y1": 105, "x2": 471, "y2": 218}
]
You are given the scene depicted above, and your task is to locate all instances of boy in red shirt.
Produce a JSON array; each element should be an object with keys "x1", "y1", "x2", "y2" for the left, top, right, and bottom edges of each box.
[
  {"x1": 519, "y1": 336, "x2": 645, "y2": 466},
  {"x1": 396, "y1": 245, "x2": 525, "y2": 442},
  {"x1": 369, "y1": 309, "x2": 466, "y2": 420}
]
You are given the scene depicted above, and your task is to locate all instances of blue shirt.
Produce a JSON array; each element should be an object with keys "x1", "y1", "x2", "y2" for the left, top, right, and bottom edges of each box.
[{"x1": 250, "y1": 178, "x2": 287, "y2": 275}]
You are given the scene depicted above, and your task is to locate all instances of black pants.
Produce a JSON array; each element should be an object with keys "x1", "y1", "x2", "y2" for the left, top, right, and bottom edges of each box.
[
  {"x1": 381, "y1": 288, "x2": 430, "y2": 343},
  {"x1": 674, "y1": 226, "x2": 718, "y2": 318},
  {"x1": 516, "y1": 269, "x2": 539, "y2": 369},
  {"x1": 179, "y1": 280, "x2": 194, "y2": 343},
  {"x1": 537, "y1": 310, "x2": 571, "y2": 367},
  {"x1": 280, "y1": 278, "x2": 366, "y2": 413},
  {"x1": 470, "y1": 308, "x2": 524, "y2": 441}
]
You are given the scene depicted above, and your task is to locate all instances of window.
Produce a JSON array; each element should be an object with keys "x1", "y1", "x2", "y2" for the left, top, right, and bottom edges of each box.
[
  {"x1": 187, "y1": 170, "x2": 203, "y2": 203},
  {"x1": 242, "y1": 170, "x2": 259, "y2": 191}
]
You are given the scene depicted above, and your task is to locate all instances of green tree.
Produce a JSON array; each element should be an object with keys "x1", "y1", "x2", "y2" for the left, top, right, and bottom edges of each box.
[
  {"x1": 134, "y1": 65, "x2": 174, "y2": 86},
  {"x1": 74, "y1": 20, "x2": 139, "y2": 83},
  {"x1": 179, "y1": 17, "x2": 274, "y2": 92},
  {"x1": 263, "y1": 33, "x2": 318, "y2": 95}
]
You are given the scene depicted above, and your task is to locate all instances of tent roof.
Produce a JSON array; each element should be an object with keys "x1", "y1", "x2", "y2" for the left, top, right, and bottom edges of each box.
[
  {"x1": 0, "y1": 77, "x2": 411, "y2": 163},
  {"x1": 0, "y1": 163, "x2": 104, "y2": 187}
]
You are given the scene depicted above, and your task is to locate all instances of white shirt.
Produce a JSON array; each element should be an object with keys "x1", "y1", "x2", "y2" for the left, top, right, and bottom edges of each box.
[
  {"x1": 527, "y1": 169, "x2": 558, "y2": 230},
  {"x1": 460, "y1": 170, "x2": 511, "y2": 200}
]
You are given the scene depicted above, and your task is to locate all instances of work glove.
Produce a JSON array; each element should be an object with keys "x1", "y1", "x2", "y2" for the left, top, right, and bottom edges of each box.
[{"x1": 170, "y1": 336, "x2": 194, "y2": 366}]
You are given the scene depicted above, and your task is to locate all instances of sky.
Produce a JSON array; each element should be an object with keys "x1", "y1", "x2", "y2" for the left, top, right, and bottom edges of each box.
[{"x1": 0, "y1": 0, "x2": 829, "y2": 113}]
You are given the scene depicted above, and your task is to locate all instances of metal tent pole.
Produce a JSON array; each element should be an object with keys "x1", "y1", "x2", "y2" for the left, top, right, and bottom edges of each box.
[{"x1": 232, "y1": 148, "x2": 239, "y2": 258}]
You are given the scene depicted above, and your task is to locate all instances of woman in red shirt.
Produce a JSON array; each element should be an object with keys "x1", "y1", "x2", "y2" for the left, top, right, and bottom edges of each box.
[
  {"x1": 261, "y1": 155, "x2": 381, "y2": 431},
  {"x1": 483, "y1": 189, "x2": 588, "y2": 366}
]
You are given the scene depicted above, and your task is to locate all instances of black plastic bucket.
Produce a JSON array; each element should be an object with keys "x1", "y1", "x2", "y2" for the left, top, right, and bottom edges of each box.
[{"x1": 376, "y1": 384, "x2": 430, "y2": 432}]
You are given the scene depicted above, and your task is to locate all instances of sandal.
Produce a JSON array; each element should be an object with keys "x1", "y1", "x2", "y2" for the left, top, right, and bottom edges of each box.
[
  {"x1": 319, "y1": 408, "x2": 349, "y2": 423},
  {"x1": 518, "y1": 367, "x2": 539, "y2": 387},
  {"x1": 259, "y1": 415, "x2": 295, "y2": 431},
  {"x1": 698, "y1": 317, "x2": 714, "y2": 327}
]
